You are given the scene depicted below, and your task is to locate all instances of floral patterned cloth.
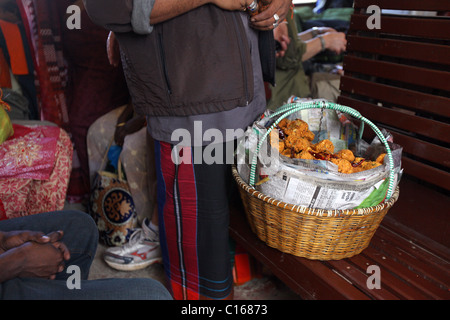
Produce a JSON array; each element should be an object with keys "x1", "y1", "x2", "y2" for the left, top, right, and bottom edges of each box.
[
  {"x1": 0, "y1": 124, "x2": 72, "y2": 219},
  {"x1": 87, "y1": 106, "x2": 155, "y2": 225}
]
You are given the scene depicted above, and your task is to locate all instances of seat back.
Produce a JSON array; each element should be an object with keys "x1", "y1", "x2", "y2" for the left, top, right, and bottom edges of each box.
[{"x1": 337, "y1": 0, "x2": 450, "y2": 246}]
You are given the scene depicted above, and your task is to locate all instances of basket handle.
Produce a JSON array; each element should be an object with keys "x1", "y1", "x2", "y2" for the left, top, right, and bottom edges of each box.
[
  {"x1": 270, "y1": 101, "x2": 365, "y2": 140},
  {"x1": 249, "y1": 100, "x2": 395, "y2": 200}
]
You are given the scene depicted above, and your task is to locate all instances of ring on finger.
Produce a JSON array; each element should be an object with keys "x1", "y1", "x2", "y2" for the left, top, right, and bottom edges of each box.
[{"x1": 273, "y1": 13, "x2": 280, "y2": 23}]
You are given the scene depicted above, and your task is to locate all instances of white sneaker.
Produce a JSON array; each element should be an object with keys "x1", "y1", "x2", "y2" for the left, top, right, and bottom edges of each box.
[{"x1": 103, "y1": 218, "x2": 162, "y2": 271}]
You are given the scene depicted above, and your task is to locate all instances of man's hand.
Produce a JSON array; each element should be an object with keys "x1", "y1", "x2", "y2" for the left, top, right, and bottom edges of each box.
[
  {"x1": 0, "y1": 230, "x2": 70, "y2": 260},
  {"x1": 107, "y1": 31, "x2": 120, "y2": 67},
  {"x1": 273, "y1": 20, "x2": 290, "y2": 58},
  {"x1": 210, "y1": 0, "x2": 249, "y2": 11},
  {"x1": 322, "y1": 31, "x2": 347, "y2": 55},
  {"x1": 0, "y1": 230, "x2": 70, "y2": 283},
  {"x1": 249, "y1": 0, "x2": 292, "y2": 31},
  {"x1": 114, "y1": 116, "x2": 147, "y2": 147},
  {"x1": 0, "y1": 230, "x2": 52, "y2": 253},
  {"x1": 14, "y1": 241, "x2": 67, "y2": 280}
]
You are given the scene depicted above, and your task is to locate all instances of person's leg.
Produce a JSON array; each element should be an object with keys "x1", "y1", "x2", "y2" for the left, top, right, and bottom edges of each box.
[
  {"x1": 155, "y1": 140, "x2": 233, "y2": 300},
  {"x1": 0, "y1": 211, "x2": 172, "y2": 300},
  {"x1": 0, "y1": 210, "x2": 98, "y2": 280},
  {"x1": 0, "y1": 276, "x2": 172, "y2": 300}
]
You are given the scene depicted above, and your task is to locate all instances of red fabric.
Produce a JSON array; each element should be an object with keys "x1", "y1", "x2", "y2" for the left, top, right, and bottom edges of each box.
[
  {"x1": 0, "y1": 126, "x2": 73, "y2": 219},
  {"x1": 16, "y1": 0, "x2": 69, "y2": 126},
  {"x1": 0, "y1": 49, "x2": 12, "y2": 88},
  {"x1": 159, "y1": 143, "x2": 200, "y2": 300},
  {"x1": 0, "y1": 124, "x2": 59, "y2": 180},
  {"x1": 0, "y1": 198, "x2": 7, "y2": 221},
  {"x1": 0, "y1": 20, "x2": 29, "y2": 75}
]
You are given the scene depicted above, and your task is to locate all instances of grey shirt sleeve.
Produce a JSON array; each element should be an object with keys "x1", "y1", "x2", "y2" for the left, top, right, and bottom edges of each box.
[
  {"x1": 131, "y1": 0, "x2": 155, "y2": 34},
  {"x1": 83, "y1": 0, "x2": 154, "y2": 34}
]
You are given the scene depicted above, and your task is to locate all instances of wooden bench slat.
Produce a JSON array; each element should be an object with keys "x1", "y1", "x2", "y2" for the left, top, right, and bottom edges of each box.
[
  {"x1": 230, "y1": 201, "x2": 450, "y2": 300},
  {"x1": 337, "y1": 96, "x2": 450, "y2": 144},
  {"x1": 353, "y1": 0, "x2": 450, "y2": 11},
  {"x1": 358, "y1": 127, "x2": 450, "y2": 171},
  {"x1": 371, "y1": 228, "x2": 450, "y2": 290},
  {"x1": 229, "y1": 205, "x2": 371, "y2": 300},
  {"x1": 390, "y1": 131, "x2": 450, "y2": 169},
  {"x1": 346, "y1": 35, "x2": 450, "y2": 67},
  {"x1": 326, "y1": 259, "x2": 400, "y2": 300},
  {"x1": 360, "y1": 245, "x2": 448, "y2": 299},
  {"x1": 348, "y1": 253, "x2": 430, "y2": 299},
  {"x1": 343, "y1": 56, "x2": 450, "y2": 92},
  {"x1": 339, "y1": 75, "x2": 450, "y2": 118},
  {"x1": 383, "y1": 178, "x2": 450, "y2": 248},
  {"x1": 401, "y1": 157, "x2": 450, "y2": 191},
  {"x1": 349, "y1": 14, "x2": 450, "y2": 40}
]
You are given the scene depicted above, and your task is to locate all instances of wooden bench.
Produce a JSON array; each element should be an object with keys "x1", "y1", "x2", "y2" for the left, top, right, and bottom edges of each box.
[{"x1": 229, "y1": 0, "x2": 450, "y2": 300}]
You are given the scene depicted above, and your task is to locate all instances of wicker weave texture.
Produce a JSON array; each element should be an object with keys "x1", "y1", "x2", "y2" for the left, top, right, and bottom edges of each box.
[{"x1": 233, "y1": 165, "x2": 399, "y2": 260}]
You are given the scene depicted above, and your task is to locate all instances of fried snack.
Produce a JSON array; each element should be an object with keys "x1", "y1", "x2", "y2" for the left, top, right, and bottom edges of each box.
[
  {"x1": 335, "y1": 149, "x2": 355, "y2": 162},
  {"x1": 277, "y1": 118, "x2": 315, "y2": 140},
  {"x1": 270, "y1": 118, "x2": 385, "y2": 174},
  {"x1": 361, "y1": 160, "x2": 381, "y2": 171},
  {"x1": 295, "y1": 149, "x2": 315, "y2": 160},
  {"x1": 313, "y1": 139, "x2": 334, "y2": 154},
  {"x1": 351, "y1": 157, "x2": 365, "y2": 173},
  {"x1": 284, "y1": 119, "x2": 310, "y2": 137},
  {"x1": 285, "y1": 135, "x2": 310, "y2": 153},
  {"x1": 302, "y1": 130, "x2": 315, "y2": 141},
  {"x1": 278, "y1": 118, "x2": 289, "y2": 130},
  {"x1": 376, "y1": 153, "x2": 386, "y2": 164},
  {"x1": 281, "y1": 148, "x2": 292, "y2": 157},
  {"x1": 331, "y1": 158, "x2": 354, "y2": 174}
]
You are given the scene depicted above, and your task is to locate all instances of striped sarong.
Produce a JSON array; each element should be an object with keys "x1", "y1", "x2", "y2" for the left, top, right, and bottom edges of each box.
[{"x1": 155, "y1": 140, "x2": 234, "y2": 300}]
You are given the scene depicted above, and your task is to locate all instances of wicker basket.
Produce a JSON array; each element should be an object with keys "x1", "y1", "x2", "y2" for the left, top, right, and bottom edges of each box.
[{"x1": 233, "y1": 101, "x2": 400, "y2": 260}]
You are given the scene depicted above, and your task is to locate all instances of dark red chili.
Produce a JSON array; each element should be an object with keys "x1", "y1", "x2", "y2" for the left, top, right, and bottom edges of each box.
[
  {"x1": 308, "y1": 150, "x2": 331, "y2": 160},
  {"x1": 276, "y1": 125, "x2": 286, "y2": 140},
  {"x1": 352, "y1": 159, "x2": 365, "y2": 167}
]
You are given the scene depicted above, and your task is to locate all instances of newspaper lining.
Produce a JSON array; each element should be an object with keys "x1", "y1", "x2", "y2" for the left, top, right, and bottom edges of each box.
[{"x1": 236, "y1": 100, "x2": 402, "y2": 210}]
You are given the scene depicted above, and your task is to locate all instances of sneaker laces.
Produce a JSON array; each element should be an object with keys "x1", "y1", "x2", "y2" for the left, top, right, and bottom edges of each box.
[
  {"x1": 122, "y1": 228, "x2": 145, "y2": 250},
  {"x1": 122, "y1": 222, "x2": 158, "y2": 250}
]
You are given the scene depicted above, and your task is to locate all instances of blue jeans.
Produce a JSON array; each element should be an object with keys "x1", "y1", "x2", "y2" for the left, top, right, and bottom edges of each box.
[{"x1": 0, "y1": 210, "x2": 172, "y2": 300}]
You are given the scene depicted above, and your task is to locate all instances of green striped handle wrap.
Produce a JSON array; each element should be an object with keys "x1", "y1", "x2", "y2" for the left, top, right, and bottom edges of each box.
[{"x1": 249, "y1": 100, "x2": 395, "y2": 201}]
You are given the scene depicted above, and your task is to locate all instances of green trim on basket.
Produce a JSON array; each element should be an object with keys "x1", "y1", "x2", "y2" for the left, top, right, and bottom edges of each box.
[{"x1": 249, "y1": 100, "x2": 395, "y2": 201}]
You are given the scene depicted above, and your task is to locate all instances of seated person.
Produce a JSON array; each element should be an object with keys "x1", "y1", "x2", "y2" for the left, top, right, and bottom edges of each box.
[
  {"x1": 0, "y1": 210, "x2": 171, "y2": 300},
  {"x1": 267, "y1": 8, "x2": 346, "y2": 110}
]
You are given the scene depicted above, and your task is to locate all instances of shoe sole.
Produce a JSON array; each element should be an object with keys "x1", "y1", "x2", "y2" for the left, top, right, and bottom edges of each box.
[{"x1": 104, "y1": 257, "x2": 163, "y2": 271}]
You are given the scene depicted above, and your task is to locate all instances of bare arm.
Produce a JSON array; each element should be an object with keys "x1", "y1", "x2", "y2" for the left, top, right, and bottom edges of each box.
[
  {"x1": 150, "y1": 0, "x2": 209, "y2": 25},
  {"x1": 302, "y1": 32, "x2": 347, "y2": 61},
  {"x1": 84, "y1": 0, "x2": 249, "y2": 34},
  {"x1": 150, "y1": 0, "x2": 249, "y2": 24}
]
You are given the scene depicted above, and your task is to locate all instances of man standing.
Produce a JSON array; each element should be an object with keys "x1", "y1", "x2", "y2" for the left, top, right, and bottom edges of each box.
[{"x1": 83, "y1": 0, "x2": 292, "y2": 300}]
